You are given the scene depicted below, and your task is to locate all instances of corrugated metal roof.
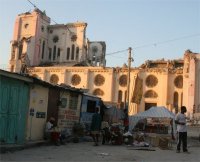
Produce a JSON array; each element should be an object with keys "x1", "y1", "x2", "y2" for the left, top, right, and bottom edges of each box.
[{"x1": 0, "y1": 69, "x2": 83, "y2": 93}]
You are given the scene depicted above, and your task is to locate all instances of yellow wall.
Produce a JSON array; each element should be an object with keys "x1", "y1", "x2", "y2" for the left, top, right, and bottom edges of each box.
[
  {"x1": 28, "y1": 66, "x2": 177, "y2": 116},
  {"x1": 26, "y1": 84, "x2": 49, "y2": 140}
]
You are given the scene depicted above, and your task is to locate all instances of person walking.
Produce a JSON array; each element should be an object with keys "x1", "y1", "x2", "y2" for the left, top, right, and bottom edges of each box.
[
  {"x1": 101, "y1": 120, "x2": 110, "y2": 145},
  {"x1": 123, "y1": 109, "x2": 129, "y2": 132},
  {"x1": 175, "y1": 106, "x2": 189, "y2": 153},
  {"x1": 90, "y1": 107, "x2": 102, "y2": 146}
]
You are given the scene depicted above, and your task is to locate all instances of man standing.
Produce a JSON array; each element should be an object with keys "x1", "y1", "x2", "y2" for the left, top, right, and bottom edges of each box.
[
  {"x1": 91, "y1": 107, "x2": 102, "y2": 146},
  {"x1": 123, "y1": 109, "x2": 129, "y2": 132},
  {"x1": 175, "y1": 106, "x2": 189, "y2": 153}
]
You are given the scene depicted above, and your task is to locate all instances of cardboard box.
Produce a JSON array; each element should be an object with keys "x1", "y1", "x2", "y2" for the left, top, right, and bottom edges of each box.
[
  {"x1": 149, "y1": 136, "x2": 160, "y2": 147},
  {"x1": 159, "y1": 137, "x2": 169, "y2": 149}
]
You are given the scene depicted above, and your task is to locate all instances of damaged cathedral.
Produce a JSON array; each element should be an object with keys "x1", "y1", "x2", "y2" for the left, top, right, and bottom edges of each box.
[{"x1": 8, "y1": 9, "x2": 200, "y2": 118}]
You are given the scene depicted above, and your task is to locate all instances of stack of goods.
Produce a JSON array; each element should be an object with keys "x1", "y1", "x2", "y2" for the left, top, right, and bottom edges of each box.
[
  {"x1": 149, "y1": 135, "x2": 160, "y2": 147},
  {"x1": 110, "y1": 123, "x2": 123, "y2": 145},
  {"x1": 123, "y1": 131, "x2": 133, "y2": 145},
  {"x1": 158, "y1": 137, "x2": 169, "y2": 149}
]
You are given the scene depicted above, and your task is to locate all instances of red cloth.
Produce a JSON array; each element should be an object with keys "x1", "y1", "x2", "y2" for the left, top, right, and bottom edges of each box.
[
  {"x1": 124, "y1": 118, "x2": 129, "y2": 126},
  {"x1": 51, "y1": 132, "x2": 60, "y2": 141}
]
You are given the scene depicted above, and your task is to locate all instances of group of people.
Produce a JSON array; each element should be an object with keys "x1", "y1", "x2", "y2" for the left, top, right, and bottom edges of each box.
[
  {"x1": 45, "y1": 105, "x2": 190, "y2": 153},
  {"x1": 90, "y1": 106, "x2": 129, "y2": 146},
  {"x1": 91, "y1": 105, "x2": 190, "y2": 154}
]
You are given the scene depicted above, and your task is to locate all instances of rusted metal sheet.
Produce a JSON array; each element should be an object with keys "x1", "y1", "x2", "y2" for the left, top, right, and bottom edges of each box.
[{"x1": 47, "y1": 88, "x2": 60, "y2": 124}]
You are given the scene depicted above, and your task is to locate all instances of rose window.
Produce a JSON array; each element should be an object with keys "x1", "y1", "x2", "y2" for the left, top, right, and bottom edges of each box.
[
  {"x1": 50, "y1": 74, "x2": 59, "y2": 84},
  {"x1": 71, "y1": 34, "x2": 77, "y2": 42},
  {"x1": 145, "y1": 75, "x2": 158, "y2": 87},
  {"x1": 94, "y1": 74, "x2": 105, "y2": 86},
  {"x1": 53, "y1": 35, "x2": 59, "y2": 43},
  {"x1": 71, "y1": 74, "x2": 81, "y2": 86}
]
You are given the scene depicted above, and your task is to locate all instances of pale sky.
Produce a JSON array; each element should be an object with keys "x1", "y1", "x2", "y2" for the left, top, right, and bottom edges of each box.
[{"x1": 0, "y1": 0, "x2": 199, "y2": 70}]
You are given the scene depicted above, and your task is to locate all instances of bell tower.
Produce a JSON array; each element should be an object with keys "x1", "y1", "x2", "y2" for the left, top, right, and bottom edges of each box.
[{"x1": 9, "y1": 9, "x2": 50, "y2": 73}]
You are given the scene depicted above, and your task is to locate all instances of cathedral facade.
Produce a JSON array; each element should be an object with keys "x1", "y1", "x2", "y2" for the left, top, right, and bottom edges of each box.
[
  {"x1": 9, "y1": 9, "x2": 106, "y2": 73},
  {"x1": 8, "y1": 9, "x2": 200, "y2": 118}
]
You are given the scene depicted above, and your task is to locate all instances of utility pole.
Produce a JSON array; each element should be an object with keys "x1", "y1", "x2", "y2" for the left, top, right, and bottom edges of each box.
[{"x1": 127, "y1": 47, "x2": 133, "y2": 114}]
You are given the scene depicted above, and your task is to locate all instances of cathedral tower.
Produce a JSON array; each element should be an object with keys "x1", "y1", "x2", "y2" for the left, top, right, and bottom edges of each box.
[{"x1": 9, "y1": 9, "x2": 50, "y2": 73}]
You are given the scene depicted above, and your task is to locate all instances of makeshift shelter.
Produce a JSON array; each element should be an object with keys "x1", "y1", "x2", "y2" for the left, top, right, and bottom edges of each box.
[
  {"x1": 104, "y1": 107, "x2": 124, "y2": 124},
  {"x1": 129, "y1": 106, "x2": 175, "y2": 132}
]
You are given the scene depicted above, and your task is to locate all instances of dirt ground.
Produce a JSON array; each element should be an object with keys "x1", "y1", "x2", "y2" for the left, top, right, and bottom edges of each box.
[{"x1": 1, "y1": 138, "x2": 200, "y2": 162}]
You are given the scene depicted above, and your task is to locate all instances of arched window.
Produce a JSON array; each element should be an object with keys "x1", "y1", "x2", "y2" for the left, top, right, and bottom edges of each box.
[
  {"x1": 67, "y1": 47, "x2": 70, "y2": 60},
  {"x1": 71, "y1": 44, "x2": 75, "y2": 60},
  {"x1": 181, "y1": 92, "x2": 183, "y2": 107},
  {"x1": 144, "y1": 90, "x2": 158, "y2": 98},
  {"x1": 50, "y1": 74, "x2": 59, "y2": 84},
  {"x1": 119, "y1": 75, "x2": 127, "y2": 87},
  {"x1": 174, "y1": 75, "x2": 183, "y2": 88},
  {"x1": 18, "y1": 44, "x2": 23, "y2": 59},
  {"x1": 42, "y1": 40, "x2": 45, "y2": 59},
  {"x1": 124, "y1": 90, "x2": 127, "y2": 105},
  {"x1": 57, "y1": 48, "x2": 60, "y2": 58},
  {"x1": 76, "y1": 47, "x2": 79, "y2": 60},
  {"x1": 118, "y1": 90, "x2": 122, "y2": 102},
  {"x1": 53, "y1": 45, "x2": 56, "y2": 60},
  {"x1": 93, "y1": 88, "x2": 104, "y2": 96},
  {"x1": 49, "y1": 48, "x2": 52, "y2": 60},
  {"x1": 173, "y1": 91, "x2": 178, "y2": 113}
]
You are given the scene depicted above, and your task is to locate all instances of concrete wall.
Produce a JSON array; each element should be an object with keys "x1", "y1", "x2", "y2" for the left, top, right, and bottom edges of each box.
[
  {"x1": 57, "y1": 91, "x2": 82, "y2": 133},
  {"x1": 26, "y1": 84, "x2": 49, "y2": 140}
]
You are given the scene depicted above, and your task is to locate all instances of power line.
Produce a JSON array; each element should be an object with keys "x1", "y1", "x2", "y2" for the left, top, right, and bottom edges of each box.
[
  {"x1": 51, "y1": 19, "x2": 58, "y2": 25},
  {"x1": 106, "y1": 33, "x2": 200, "y2": 57},
  {"x1": 25, "y1": 0, "x2": 87, "y2": 50},
  {"x1": 27, "y1": 0, "x2": 37, "y2": 8},
  {"x1": 26, "y1": 0, "x2": 59, "y2": 24},
  {"x1": 109, "y1": 55, "x2": 125, "y2": 59},
  {"x1": 26, "y1": 0, "x2": 91, "y2": 40},
  {"x1": 106, "y1": 49, "x2": 128, "y2": 56},
  {"x1": 24, "y1": 1, "x2": 200, "y2": 59},
  {"x1": 133, "y1": 33, "x2": 200, "y2": 50}
]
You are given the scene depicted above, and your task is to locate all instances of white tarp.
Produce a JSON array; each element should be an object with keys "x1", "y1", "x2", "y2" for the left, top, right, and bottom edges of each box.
[{"x1": 129, "y1": 106, "x2": 175, "y2": 130}]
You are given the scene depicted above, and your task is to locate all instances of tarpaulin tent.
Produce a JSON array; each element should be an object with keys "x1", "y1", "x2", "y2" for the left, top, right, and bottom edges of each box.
[
  {"x1": 129, "y1": 106, "x2": 175, "y2": 131},
  {"x1": 104, "y1": 107, "x2": 124, "y2": 124}
]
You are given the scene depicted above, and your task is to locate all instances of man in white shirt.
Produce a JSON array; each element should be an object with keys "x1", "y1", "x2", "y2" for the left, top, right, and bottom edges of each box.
[
  {"x1": 175, "y1": 106, "x2": 188, "y2": 153},
  {"x1": 44, "y1": 117, "x2": 55, "y2": 140}
]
